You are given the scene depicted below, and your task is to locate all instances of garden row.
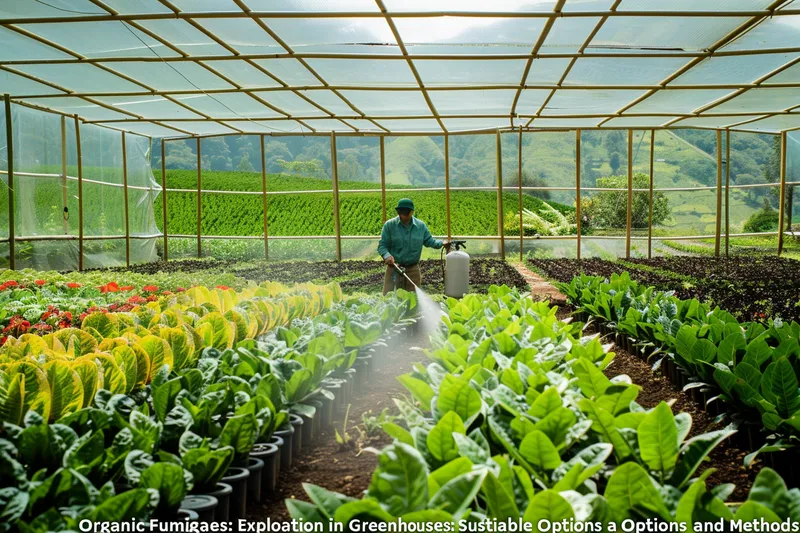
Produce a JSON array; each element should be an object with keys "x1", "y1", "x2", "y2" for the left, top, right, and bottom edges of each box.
[
  {"x1": 101, "y1": 258, "x2": 531, "y2": 296},
  {"x1": 0, "y1": 278, "x2": 417, "y2": 529},
  {"x1": 528, "y1": 256, "x2": 800, "y2": 323},
  {"x1": 287, "y1": 286, "x2": 797, "y2": 525},
  {"x1": 559, "y1": 273, "x2": 800, "y2": 484}
]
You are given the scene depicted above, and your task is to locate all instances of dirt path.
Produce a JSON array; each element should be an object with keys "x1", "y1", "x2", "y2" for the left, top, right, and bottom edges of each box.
[
  {"x1": 513, "y1": 262, "x2": 567, "y2": 305},
  {"x1": 248, "y1": 333, "x2": 425, "y2": 522}
]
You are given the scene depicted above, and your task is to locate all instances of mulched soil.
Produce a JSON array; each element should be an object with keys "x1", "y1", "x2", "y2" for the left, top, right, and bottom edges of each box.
[
  {"x1": 596, "y1": 328, "x2": 760, "y2": 500},
  {"x1": 248, "y1": 332, "x2": 425, "y2": 522}
]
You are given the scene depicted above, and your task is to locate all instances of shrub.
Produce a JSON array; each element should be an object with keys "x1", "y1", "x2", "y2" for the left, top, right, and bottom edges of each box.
[{"x1": 743, "y1": 198, "x2": 780, "y2": 233}]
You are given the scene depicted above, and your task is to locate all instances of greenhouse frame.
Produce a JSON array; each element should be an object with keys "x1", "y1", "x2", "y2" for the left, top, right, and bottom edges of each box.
[{"x1": 2, "y1": 0, "x2": 800, "y2": 270}]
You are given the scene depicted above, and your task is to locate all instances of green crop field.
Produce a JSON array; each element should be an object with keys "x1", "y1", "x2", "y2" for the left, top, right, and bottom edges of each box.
[{"x1": 154, "y1": 170, "x2": 573, "y2": 238}]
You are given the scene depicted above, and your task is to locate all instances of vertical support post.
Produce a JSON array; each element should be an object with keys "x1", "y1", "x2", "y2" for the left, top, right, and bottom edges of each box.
[
  {"x1": 496, "y1": 130, "x2": 505, "y2": 259},
  {"x1": 4, "y1": 96, "x2": 14, "y2": 270},
  {"x1": 576, "y1": 130, "x2": 581, "y2": 260},
  {"x1": 75, "y1": 115, "x2": 83, "y2": 271},
  {"x1": 445, "y1": 134, "x2": 451, "y2": 241},
  {"x1": 725, "y1": 130, "x2": 731, "y2": 257},
  {"x1": 648, "y1": 130, "x2": 655, "y2": 259},
  {"x1": 715, "y1": 130, "x2": 723, "y2": 257},
  {"x1": 779, "y1": 131, "x2": 788, "y2": 256},
  {"x1": 518, "y1": 127, "x2": 523, "y2": 261},
  {"x1": 380, "y1": 136, "x2": 387, "y2": 224},
  {"x1": 625, "y1": 130, "x2": 633, "y2": 259},
  {"x1": 61, "y1": 116, "x2": 68, "y2": 236},
  {"x1": 122, "y1": 132, "x2": 130, "y2": 267},
  {"x1": 196, "y1": 138, "x2": 201, "y2": 258},
  {"x1": 261, "y1": 135, "x2": 268, "y2": 260},
  {"x1": 330, "y1": 132, "x2": 342, "y2": 261},
  {"x1": 161, "y1": 139, "x2": 168, "y2": 261}
]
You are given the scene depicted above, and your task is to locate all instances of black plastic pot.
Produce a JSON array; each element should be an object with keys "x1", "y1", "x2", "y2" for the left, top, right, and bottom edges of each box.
[
  {"x1": 251, "y1": 442, "x2": 280, "y2": 494},
  {"x1": 208, "y1": 482, "x2": 232, "y2": 522},
  {"x1": 352, "y1": 359, "x2": 368, "y2": 390},
  {"x1": 246, "y1": 457, "x2": 264, "y2": 504},
  {"x1": 324, "y1": 381, "x2": 343, "y2": 414},
  {"x1": 180, "y1": 495, "x2": 218, "y2": 523},
  {"x1": 274, "y1": 423, "x2": 295, "y2": 470},
  {"x1": 268, "y1": 435, "x2": 284, "y2": 478},
  {"x1": 357, "y1": 354, "x2": 373, "y2": 380},
  {"x1": 298, "y1": 407, "x2": 315, "y2": 444},
  {"x1": 307, "y1": 400, "x2": 323, "y2": 436},
  {"x1": 221, "y1": 467, "x2": 249, "y2": 522},
  {"x1": 345, "y1": 369, "x2": 356, "y2": 398},
  {"x1": 289, "y1": 413, "x2": 304, "y2": 457},
  {"x1": 312, "y1": 392, "x2": 334, "y2": 429}
]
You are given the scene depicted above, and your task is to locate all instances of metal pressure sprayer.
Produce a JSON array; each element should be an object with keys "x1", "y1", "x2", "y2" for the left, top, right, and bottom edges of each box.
[{"x1": 443, "y1": 240, "x2": 469, "y2": 298}]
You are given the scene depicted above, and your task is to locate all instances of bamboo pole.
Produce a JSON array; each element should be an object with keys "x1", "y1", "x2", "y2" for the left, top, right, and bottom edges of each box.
[
  {"x1": 779, "y1": 131, "x2": 788, "y2": 255},
  {"x1": 715, "y1": 129, "x2": 723, "y2": 256},
  {"x1": 626, "y1": 129, "x2": 633, "y2": 259},
  {"x1": 196, "y1": 137, "x2": 201, "y2": 258},
  {"x1": 74, "y1": 116, "x2": 84, "y2": 270},
  {"x1": 331, "y1": 132, "x2": 342, "y2": 261},
  {"x1": 122, "y1": 132, "x2": 130, "y2": 267},
  {"x1": 445, "y1": 134, "x2": 451, "y2": 241},
  {"x1": 61, "y1": 116, "x2": 68, "y2": 236},
  {"x1": 518, "y1": 127, "x2": 524, "y2": 261},
  {"x1": 4, "y1": 96, "x2": 14, "y2": 270},
  {"x1": 261, "y1": 134, "x2": 269, "y2": 260},
  {"x1": 380, "y1": 136, "x2": 387, "y2": 224},
  {"x1": 648, "y1": 130, "x2": 655, "y2": 259},
  {"x1": 576, "y1": 130, "x2": 582, "y2": 260},
  {"x1": 161, "y1": 138, "x2": 168, "y2": 261},
  {"x1": 496, "y1": 131, "x2": 505, "y2": 259},
  {"x1": 725, "y1": 130, "x2": 731, "y2": 256}
]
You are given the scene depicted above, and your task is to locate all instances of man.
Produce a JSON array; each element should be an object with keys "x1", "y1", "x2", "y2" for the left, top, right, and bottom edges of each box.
[{"x1": 377, "y1": 198, "x2": 449, "y2": 294}]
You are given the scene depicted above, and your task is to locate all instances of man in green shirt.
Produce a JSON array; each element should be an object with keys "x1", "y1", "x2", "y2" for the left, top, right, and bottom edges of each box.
[{"x1": 378, "y1": 198, "x2": 449, "y2": 294}]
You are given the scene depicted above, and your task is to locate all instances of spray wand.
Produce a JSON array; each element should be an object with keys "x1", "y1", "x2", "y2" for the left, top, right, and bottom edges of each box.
[{"x1": 392, "y1": 263, "x2": 419, "y2": 290}]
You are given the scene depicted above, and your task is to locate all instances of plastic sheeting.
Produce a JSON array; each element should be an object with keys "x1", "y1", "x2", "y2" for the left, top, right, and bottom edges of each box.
[{"x1": 1, "y1": 104, "x2": 160, "y2": 271}]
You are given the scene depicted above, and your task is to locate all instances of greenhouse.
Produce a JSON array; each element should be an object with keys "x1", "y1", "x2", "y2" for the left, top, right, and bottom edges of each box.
[{"x1": 2, "y1": 0, "x2": 800, "y2": 530}]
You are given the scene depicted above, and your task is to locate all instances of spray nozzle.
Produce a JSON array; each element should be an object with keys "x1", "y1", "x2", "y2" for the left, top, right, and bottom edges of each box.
[{"x1": 450, "y1": 240, "x2": 467, "y2": 251}]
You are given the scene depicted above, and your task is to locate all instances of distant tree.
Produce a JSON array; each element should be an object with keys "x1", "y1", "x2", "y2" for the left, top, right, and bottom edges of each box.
[
  {"x1": 521, "y1": 169, "x2": 551, "y2": 201},
  {"x1": 338, "y1": 153, "x2": 362, "y2": 182},
  {"x1": 164, "y1": 141, "x2": 196, "y2": 170},
  {"x1": 609, "y1": 153, "x2": 622, "y2": 175},
  {"x1": 236, "y1": 153, "x2": 256, "y2": 173},
  {"x1": 581, "y1": 173, "x2": 671, "y2": 229},
  {"x1": 744, "y1": 197, "x2": 780, "y2": 233},
  {"x1": 202, "y1": 138, "x2": 232, "y2": 171},
  {"x1": 605, "y1": 131, "x2": 626, "y2": 155},
  {"x1": 583, "y1": 157, "x2": 599, "y2": 185},
  {"x1": 277, "y1": 158, "x2": 326, "y2": 179}
]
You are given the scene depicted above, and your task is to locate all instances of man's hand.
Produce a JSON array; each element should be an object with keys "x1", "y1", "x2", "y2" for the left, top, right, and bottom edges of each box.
[
  {"x1": 442, "y1": 241, "x2": 451, "y2": 251},
  {"x1": 384, "y1": 255, "x2": 395, "y2": 266}
]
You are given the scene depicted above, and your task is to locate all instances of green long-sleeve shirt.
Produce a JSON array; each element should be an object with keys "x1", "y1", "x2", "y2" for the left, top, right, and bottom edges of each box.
[{"x1": 377, "y1": 216, "x2": 443, "y2": 265}]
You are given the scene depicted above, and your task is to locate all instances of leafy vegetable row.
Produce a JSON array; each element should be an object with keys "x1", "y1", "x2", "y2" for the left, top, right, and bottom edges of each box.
[
  {"x1": 560, "y1": 273, "x2": 800, "y2": 447},
  {"x1": 0, "y1": 282, "x2": 416, "y2": 531},
  {"x1": 289, "y1": 286, "x2": 799, "y2": 526}
]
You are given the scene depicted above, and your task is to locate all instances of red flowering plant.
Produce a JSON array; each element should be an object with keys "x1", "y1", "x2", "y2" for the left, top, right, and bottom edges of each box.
[
  {"x1": 99, "y1": 281, "x2": 120, "y2": 294},
  {"x1": 3, "y1": 316, "x2": 30, "y2": 338},
  {"x1": 142, "y1": 285, "x2": 159, "y2": 293},
  {"x1": 66, "y1": 282, "x2": 81, "y2": 290},
  {"x1": 0, "y1": 280, "x2": 19, "y2": 291},
  {"x1": 34, "y1": 279, "x2": 47, "y2": 287}
]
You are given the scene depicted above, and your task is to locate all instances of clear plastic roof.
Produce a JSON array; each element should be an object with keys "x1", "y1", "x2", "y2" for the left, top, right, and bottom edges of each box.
[{"x1": 3, "y1": 0, "x2": 800, "y2": 137}]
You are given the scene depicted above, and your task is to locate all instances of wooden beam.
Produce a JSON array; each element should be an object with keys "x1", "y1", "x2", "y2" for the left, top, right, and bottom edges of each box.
[
  {"x1": 496, "y1": 130, "x2": 505, "y2": 259},
  {"x1": 380, "y1": 136, "x2": 387, "y2": 224},
  {"x1": 648, "y1": 130, "x2": 655, "y2": 259},
  {"x1": 779, "y1": 131, "x2": 788, "y2": 255},
  {"x1": 445, "y1": 134, "x2": 451, "y2": 240},
  {"x1": 122, "y1": 132, "x2": 130, "y2": 267},
  {"x1": 519, "y1": 127, "x2": 524, "y2": 261},
  {"x1": 626, "y1": 129, "x2": 633, "y2": 259},
  {"x1": 331, "y1": 132, "x2": 342, "y2": 261},
  {"x1": 576, "y1": 130, "x2": 581, "y2": 260},
  {"x1": 261, "y1": 135, "x2": 269, "y2": 260},
  {"x1": 196, "y1": 137, "x2": 201, "y2": 258},
  {"x1": 715, "y1": 129, "x2": 723, "y2": 256},
  {"x1": 75, "y1": 116, "x2": 83, "y2": 271},
  {"x1": 161, "y1": 138, "x2": 168, "y2": 261},
  {"x1": 4, "y1": 95, "x2": 14, "y2": 270},
  {"x1": 61, "y1": 116, "x2": 68, "y2": 236},
  {"x1": 725, "y1": 130, "x2": 731, "y2": 256}
]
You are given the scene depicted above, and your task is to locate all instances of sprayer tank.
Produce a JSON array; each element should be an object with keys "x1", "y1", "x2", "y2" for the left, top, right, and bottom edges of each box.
[{"x1": 445, "y1": 249, "x2": 470, "y2": 298}]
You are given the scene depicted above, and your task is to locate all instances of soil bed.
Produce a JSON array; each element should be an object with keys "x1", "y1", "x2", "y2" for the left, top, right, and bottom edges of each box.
[
  {"x1": 248, "y1": 333, "x2": 425, "y2": 522},
  {"x1": 595, "y1": 327, "x2": 760, "y2": 500}
]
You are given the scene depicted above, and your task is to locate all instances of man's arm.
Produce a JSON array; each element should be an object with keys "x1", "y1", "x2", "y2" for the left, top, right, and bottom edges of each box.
[
  {"x1": 377, "y1": 222, "x2": 394, "y2": 264},
  {"x1": 422, "y1": 223, "x2": 444, "y2": 249}
]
